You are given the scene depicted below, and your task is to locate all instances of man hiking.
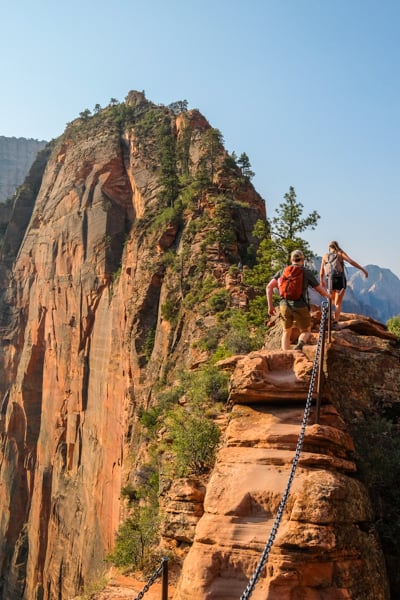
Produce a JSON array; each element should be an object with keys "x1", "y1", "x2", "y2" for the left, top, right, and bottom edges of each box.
[{"x1": 267, "y1": 249, "x2": 330, "y2": 351}]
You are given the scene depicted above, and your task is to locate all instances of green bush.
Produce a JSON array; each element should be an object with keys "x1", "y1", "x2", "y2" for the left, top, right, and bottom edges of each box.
[
  {"x1": 143, "y1": 327, "x2": 156, "y2": 360},
  {"x1": 167, "y1": 406, "x2": 221, "y2": 476},
  {"x1": 387, "y1": 315, "x2": 400, "y2": 338},
  {"x1": 197, "y1": 324, "x2": 227, "y2": 352},
  {"x1": 108, "y1": 506, "x2": 159, "y2": 568},
  {"x1": 139, "y1": 406, "x2": 162, "y2": 436},
  {"x1": 351, "y1": 415, "x2": 400, "y2": 597},
  {"x1": 181, "y1": 365, "x2": 229, "y2": 404},
  {"x1": 161, "y1": 296, "x2": 179, "y2": 325},
  {"x1": 208, "y1": 289, "x2": 230, "y2": 313}
]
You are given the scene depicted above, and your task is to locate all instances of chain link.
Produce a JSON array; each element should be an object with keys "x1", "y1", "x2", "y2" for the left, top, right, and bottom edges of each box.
[
  {"x1": 240, "y1": 300, "x2": 329, "y2": 600},
  {"x1": 133, "y1": 557, "x2": 168, "y2": 600}
]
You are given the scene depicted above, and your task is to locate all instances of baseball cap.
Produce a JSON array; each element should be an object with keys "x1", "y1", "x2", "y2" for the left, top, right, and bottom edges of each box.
[{"x1": 291, "y1": 249, "x2": 304, "y2": 262}]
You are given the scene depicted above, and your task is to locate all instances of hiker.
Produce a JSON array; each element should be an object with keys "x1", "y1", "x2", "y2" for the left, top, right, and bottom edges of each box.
[
  {"x1": 320, "y1": 241, "x2": 368, "y2": 323},
  {"x1": 266, "y1": 249, "x2": 330, "y2": 351}
]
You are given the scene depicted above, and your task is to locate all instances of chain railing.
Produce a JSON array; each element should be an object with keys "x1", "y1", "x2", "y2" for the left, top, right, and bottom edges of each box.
[
  {"x1": 239, "y1": 299, "x2": 330, "y2": 600},
  {"x1": 133, "y1": 556, "x2": 169, "y2": 600}
]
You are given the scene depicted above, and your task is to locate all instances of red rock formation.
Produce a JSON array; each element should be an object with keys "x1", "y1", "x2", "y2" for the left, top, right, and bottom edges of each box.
[
  {"x1": 174, "y1": 317, "x2": 398, "y2": 599},
  {"x1": 0, "y1": 94, "x2": 265, "y2": 599}
]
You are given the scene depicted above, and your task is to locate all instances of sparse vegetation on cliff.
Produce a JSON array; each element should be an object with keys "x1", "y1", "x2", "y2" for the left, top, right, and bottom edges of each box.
[
  {"x1": 387, "y1": 315, "x2": 400, "y2": 338},
  {"x1": 108, "y1": 363, "x2": 227, "y2": 573},
  {"x1": 350, "y1": 415, "x2": 400, "y2": 597}
]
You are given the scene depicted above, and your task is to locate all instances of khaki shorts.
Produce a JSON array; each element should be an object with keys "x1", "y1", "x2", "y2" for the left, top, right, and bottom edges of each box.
[{"x1": 279, "y1": 301, "x2": 310, "y2": 330}]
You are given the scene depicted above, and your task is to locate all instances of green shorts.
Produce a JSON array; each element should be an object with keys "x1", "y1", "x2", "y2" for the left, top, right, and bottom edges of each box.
[{"x1": 279, "y1": 301, "x2": 310, "y2": 330}]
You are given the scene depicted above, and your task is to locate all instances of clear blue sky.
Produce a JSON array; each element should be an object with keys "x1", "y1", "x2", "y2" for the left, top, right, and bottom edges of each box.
[{"x1": 1, "y1": 0, "x2": 399, "y2": 275}]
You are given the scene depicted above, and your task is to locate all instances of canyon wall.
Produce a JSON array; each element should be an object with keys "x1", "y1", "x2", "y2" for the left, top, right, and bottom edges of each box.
[{"x1": 0, "y1": 136, "x2": 47, "y2": 203}]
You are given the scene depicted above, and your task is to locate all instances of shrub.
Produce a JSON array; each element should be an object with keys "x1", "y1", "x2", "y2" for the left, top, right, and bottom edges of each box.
[
  {"x1": 161, "y1": 297, "x2": 179, "y2": 326},
  {"x1": 208, "y1": 289, "x2": 230, "y2": 313},
  {"x1": 387, "y1": 315, "x2": 400, "y2": 338},
  {"x1": 350, "y1": 415, "x2": 400, "y2": 597},
  {"x1": 181, "y1": 365, "x2": 229, "y2": 404},
  {"x1": 167, "y1": 406, "x2": 221, "y2": 476},
  {"x1": 109, "y1": 506, "x2": 159, "y2": 568},
  {"x1": 143, "y1": 327, "x2": 156, "y2": 360}
]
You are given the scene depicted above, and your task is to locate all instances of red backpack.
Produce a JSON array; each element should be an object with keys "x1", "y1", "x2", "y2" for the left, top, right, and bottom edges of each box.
[{"x1": 278, "y1": 265, "x2": 304, "y2": 300}]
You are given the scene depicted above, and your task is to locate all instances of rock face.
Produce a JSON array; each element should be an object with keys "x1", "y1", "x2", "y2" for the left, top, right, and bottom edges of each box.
[
  {"x1": 0, "y1": 93, "x2": 398, "y2": 600},
  {"x1": 0, "y1": 136, "x2": 47, "y2": 202},
  {"x1": 0, "y1": 93, "x2": 265, "y2": 599},
  {"x1": 175, "y1": 315, "x2": 399, "y2": 599}
]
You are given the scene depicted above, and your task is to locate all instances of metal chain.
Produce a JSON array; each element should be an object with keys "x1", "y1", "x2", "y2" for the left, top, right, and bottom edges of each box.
[
  {"x1": 133, "y1": 557, "x2": 168, "y2": 600},
  {"x1": 240, "y1": 300, "x2": 329, "y2": 600}
]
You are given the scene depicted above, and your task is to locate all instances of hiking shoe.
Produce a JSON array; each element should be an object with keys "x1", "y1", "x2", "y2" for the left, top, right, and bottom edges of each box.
[{"x1": 294, "y1": 340, "x2": 305, "y2": 351}]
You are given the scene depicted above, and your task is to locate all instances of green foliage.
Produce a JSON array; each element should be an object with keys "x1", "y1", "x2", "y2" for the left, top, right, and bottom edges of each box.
[
  {"x1": 79, "y1": 108, "x2": 92, "y2": 121},
  {"x1": 224, "y1": 321, "x2": 258, "y2": 354},
  {"x1": 168, "y1": 100, "x2": 189, "y2": 114},
  {"x1": 151, "y1": 203, "x2": 183, "y2": 231},
  {"x1": 224, "y1": 309, "x2": 265, "y2": 354},
  {"x1": 222, "y1": 153, "x2": 238, "y2": 171},
  {"x1": 208, "y1": 289, "x2": 231, "y2": 313},
  {"x1": 197, "y1": 127, "x2": 224, "y2": 184},
  {"x1": 213, "y1": 196, "x2": 237, "y2": 256},
  {"x1": 197, "y1": 324, "x2": 227, "y2": 352},
  {"x1": 161, "y1": 296, "x2": 179, "y2": 326},
  {"x1": 134, "y1": 108, "x2": 160, "y2": 139},
  {"x1": 271, "y1": 186, "x2": 319, "y2": 265},
  {"x1": 139, "y1": 405, "x2": 162, "y2": 437},
  {"x1": 246, "y1": 295, "x2": 269, "y2": 328},
  {"x1": 143, "y1": 327, "x2": 156, "y2": 360},
  {"x1": 350, "y1": 415, "x2": 400, "y2": 596},
  {"x1": 108, "y1": 506, "x2": 159, "y2": 568},
  {"x1": 176, "y1": 125, "x2": 193, "y2": 177},
  {"x1": 157, "y1": 118, "x2": 179, "y2": 207},
  {"x1": 179, "y1": 365, "x2": 229, "y2": 404},
  {"x1": 202, "y1": 195, "x2": 237, "y2": 261},
  {"x1": 138, "y1": 365, "x2": 227, "y2": 479},
  {"x1": 178, "y1": 181, "x2": 199, "y2": 209},
  {"x1": 121, "y1": 483, "x2": 137, "y2": 502},
  {"x1": 237, "y1": 152, "x2": 255, "y2": 180},
  {"x1": 166, "y1": 405, "x2": 221, "y2": 476},
  {"x1": 387, "y1": 315, "x2": 400, "y2": 338}
]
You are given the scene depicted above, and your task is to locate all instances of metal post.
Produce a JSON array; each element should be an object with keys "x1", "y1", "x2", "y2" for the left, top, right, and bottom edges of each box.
[{"x1": 161, "y1": 557, "x2": 169, "y2": 600}]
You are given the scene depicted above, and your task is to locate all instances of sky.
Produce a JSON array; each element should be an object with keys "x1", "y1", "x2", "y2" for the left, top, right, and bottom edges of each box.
[{"x1": 1, "y1": 0, "x2": 399, "y2": 276}]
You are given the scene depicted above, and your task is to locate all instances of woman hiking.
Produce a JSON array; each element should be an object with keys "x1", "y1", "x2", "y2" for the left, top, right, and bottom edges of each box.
[{"x1": 320, "y1": 241, "x2": 368, "y2": 323}]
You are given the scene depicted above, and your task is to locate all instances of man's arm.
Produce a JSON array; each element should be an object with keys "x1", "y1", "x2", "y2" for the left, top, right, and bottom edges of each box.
[
  {"x1": 266, "y1": 278, "x2": 278, "y2": 315},
  {"x1": 314, "y1": 283, "x2": 330, "y2": 299}
]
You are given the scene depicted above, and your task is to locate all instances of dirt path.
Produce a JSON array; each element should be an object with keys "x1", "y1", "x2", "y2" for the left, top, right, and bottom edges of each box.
[{"x1": 90, "y1": 569, "x2": 176, "y2": 600}]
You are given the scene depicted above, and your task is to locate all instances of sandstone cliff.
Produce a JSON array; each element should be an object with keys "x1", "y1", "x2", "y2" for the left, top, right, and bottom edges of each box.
[
  {"x1": 173, "y1": 315, "x2": 398, "y2": 600},
  {"x1": 0, "y1": 136, "x2": 48, "y2": 203},
  {"x1": 0, "y1": 92, "x2": 398, "y2": 600},
  {"x1": 0, "y1": 91, "x2": 265, "y2": 599}
]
